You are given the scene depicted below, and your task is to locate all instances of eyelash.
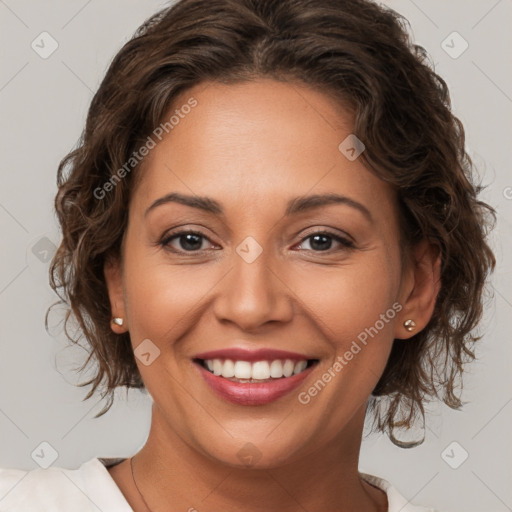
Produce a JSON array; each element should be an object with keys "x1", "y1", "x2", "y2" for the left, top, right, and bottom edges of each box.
[{"x1": 159, "y1": 229, "x2": 355, "y2": 254}]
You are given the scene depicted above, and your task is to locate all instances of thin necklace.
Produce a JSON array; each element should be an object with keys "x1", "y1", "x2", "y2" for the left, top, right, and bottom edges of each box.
[{"x1": 130, "y1": 455, "x2": 154, "y2": 512}]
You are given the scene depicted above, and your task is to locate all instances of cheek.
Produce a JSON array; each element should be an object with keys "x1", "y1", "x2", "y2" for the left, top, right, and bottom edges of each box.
[
  {"x1": 291, "y1": 290, "x2": 397, "y2": 433},
  {"x1": 122, "y1": 247, "x2": 223, "y2": 344},
  {"x1": 290, "y1": 250, "x2": 401, "y2": 395},
  {"x1": 293, "y1": 250, "x2": 401, "y2": 340}
]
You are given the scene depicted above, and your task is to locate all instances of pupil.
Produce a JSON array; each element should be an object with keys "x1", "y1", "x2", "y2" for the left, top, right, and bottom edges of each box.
[{"x1": 311, "y1": 234, "x2": 331, "y2": 251}]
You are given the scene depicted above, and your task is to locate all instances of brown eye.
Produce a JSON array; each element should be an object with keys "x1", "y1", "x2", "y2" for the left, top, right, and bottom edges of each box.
[
  {"x1": 160, "y1": 230, "x2": 215, "y2": 252},
  {"x1": 296, "y1": 231, "x2": 355, "y2": 252}
]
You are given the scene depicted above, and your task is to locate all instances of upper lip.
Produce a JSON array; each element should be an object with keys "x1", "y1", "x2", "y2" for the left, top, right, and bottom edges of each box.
[{"x1": 193, "y1": 348, "x2": 315, "y2": 362}]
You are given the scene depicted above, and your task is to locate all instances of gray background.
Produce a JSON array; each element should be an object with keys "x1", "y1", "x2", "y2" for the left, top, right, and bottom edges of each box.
[{"x1": 0, "y1": 1, "x2": 511, "y2": 511}]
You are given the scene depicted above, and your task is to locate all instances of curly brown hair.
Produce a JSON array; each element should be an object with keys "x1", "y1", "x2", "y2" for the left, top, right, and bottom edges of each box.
[{"x1": 48, "y1": 0, "x2": 496, "y2": 446}]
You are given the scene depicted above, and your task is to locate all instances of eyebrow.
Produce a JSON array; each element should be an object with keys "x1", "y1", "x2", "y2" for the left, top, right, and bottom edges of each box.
[{"x1": 144, "y1": 192, "x2": 373, "y2": 223}]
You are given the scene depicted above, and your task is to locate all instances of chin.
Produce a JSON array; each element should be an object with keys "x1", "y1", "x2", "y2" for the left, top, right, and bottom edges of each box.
[{"x1": 191, "y1": 424, "x2": 322, "y2": 470}]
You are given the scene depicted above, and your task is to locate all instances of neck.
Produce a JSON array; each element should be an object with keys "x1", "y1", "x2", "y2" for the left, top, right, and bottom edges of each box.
[{"x1": 129, "y1": 403, "x2": 386, "y2": 512}]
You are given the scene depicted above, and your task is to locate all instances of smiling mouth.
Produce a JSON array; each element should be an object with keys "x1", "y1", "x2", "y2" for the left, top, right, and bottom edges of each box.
[{"x1": 194, "y1": 358, "x2": 319, "y2": 383}]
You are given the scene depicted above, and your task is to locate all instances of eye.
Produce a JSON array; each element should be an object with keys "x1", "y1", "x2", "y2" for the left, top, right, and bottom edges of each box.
[
  {"x1": 160, "y1": 229, "x2": 355, "y2": 254},
  {"x1": 295, "y1": 231, "x2": 355, "y2": 252},
  {"x1": 160, "y1": 230, "x2": 217, "y2": 252}
]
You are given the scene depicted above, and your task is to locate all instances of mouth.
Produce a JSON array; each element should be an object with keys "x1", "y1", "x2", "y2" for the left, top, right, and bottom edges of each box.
[{"x1": 192, "y1": 354, "x2": 319, "y2": 405}]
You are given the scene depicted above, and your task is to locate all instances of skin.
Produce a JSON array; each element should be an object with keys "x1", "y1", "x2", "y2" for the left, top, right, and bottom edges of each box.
[{"x1": 104, "y1": 78, "x2": 441, "y2": 512}]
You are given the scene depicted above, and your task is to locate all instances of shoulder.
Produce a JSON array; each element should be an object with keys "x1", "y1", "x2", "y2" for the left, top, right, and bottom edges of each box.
[
  {"x1": 0, "y1": 457, "x2": 131, "y2": 511},
  {"x1": 361, "y1": 473, "x2": 440, "y2": 512}
]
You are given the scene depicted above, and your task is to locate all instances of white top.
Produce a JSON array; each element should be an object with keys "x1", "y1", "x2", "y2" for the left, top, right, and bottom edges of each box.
[{"x1": 0, "y1": 457, "x2": 438, "y2": 511}]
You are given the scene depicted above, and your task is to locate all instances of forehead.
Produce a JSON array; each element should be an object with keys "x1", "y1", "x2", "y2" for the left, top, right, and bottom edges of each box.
[{"x1": 132, "y1": 79, "x2": 397, "y2": 221}]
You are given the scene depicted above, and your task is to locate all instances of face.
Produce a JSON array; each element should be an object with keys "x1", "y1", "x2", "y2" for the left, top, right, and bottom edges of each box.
[{"x1": 106, "y1": 78, "x2": 440, "y2": 468}]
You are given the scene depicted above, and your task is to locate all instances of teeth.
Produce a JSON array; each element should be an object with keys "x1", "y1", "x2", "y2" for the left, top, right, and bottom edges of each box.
[
  {"x1": 212, "y1": 359, "x2": 223, "y2": 376},
  {"x1": 293, "y1": 360, "x2": 307, "y2": 375},
  {"x1": 222, "y1": 359, "x2": 235, "y2": 378},
  {"x1": 234, "y1": 361, "x2": 252, "y2": 379},
  {"x1": 203, "y1": 358, "x2": 310, "y2": 380},
  {"x1": 283, "y1": 359, "x2": 295, "y2": 377},
  {"x1": 269, "y1": 360, "x2": 283, "y2": 378},
  {"x1": 251, "y1": 361, "x2": 270, "y2": 380}
]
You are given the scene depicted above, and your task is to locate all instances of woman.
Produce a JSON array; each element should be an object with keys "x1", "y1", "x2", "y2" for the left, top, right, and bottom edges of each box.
[{"x1": 0, "y1": 0, "x2": 496, "y2": 510}]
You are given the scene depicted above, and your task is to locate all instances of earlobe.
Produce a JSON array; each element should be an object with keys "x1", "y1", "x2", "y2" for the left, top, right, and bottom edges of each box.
[
  {"x1": 395, "y1": 239, "x2": 441, "y2": 340},
  {"x1": 104, "y1": 256, "x2": 128, "y2": 333}
]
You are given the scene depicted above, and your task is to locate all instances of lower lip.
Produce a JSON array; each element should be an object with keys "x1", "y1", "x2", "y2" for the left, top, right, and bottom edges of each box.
[{"x1": 195, "y1": 362, "x2": 315, "y2": 405}]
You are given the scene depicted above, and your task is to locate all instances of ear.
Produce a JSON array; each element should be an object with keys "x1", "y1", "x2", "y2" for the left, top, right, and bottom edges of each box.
[
  {"x1": 394, "y1": 238, "x2": 441, "y2": 340},
  {"x1": 104, "y1": 255, "x2": 128, "y2": 334}
]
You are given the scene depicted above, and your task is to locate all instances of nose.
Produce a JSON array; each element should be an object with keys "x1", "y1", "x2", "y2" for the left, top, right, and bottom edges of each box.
[{"x1": 213, "y1": 248, "x2": 294, "y2": 332}]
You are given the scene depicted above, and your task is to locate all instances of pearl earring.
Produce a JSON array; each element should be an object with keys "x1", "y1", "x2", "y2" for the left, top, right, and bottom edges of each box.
[
  {"x1": 112, "y1": 317, "x2": 124, "y2": 326},
  {"x1": 403, "y1": 319, "x2": 416, "y2": 332}
]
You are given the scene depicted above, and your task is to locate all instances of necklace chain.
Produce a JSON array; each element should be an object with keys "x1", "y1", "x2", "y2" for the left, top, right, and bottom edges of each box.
[{"x1": 130, "y1": 455, "x2": 154, "y2": 512}]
